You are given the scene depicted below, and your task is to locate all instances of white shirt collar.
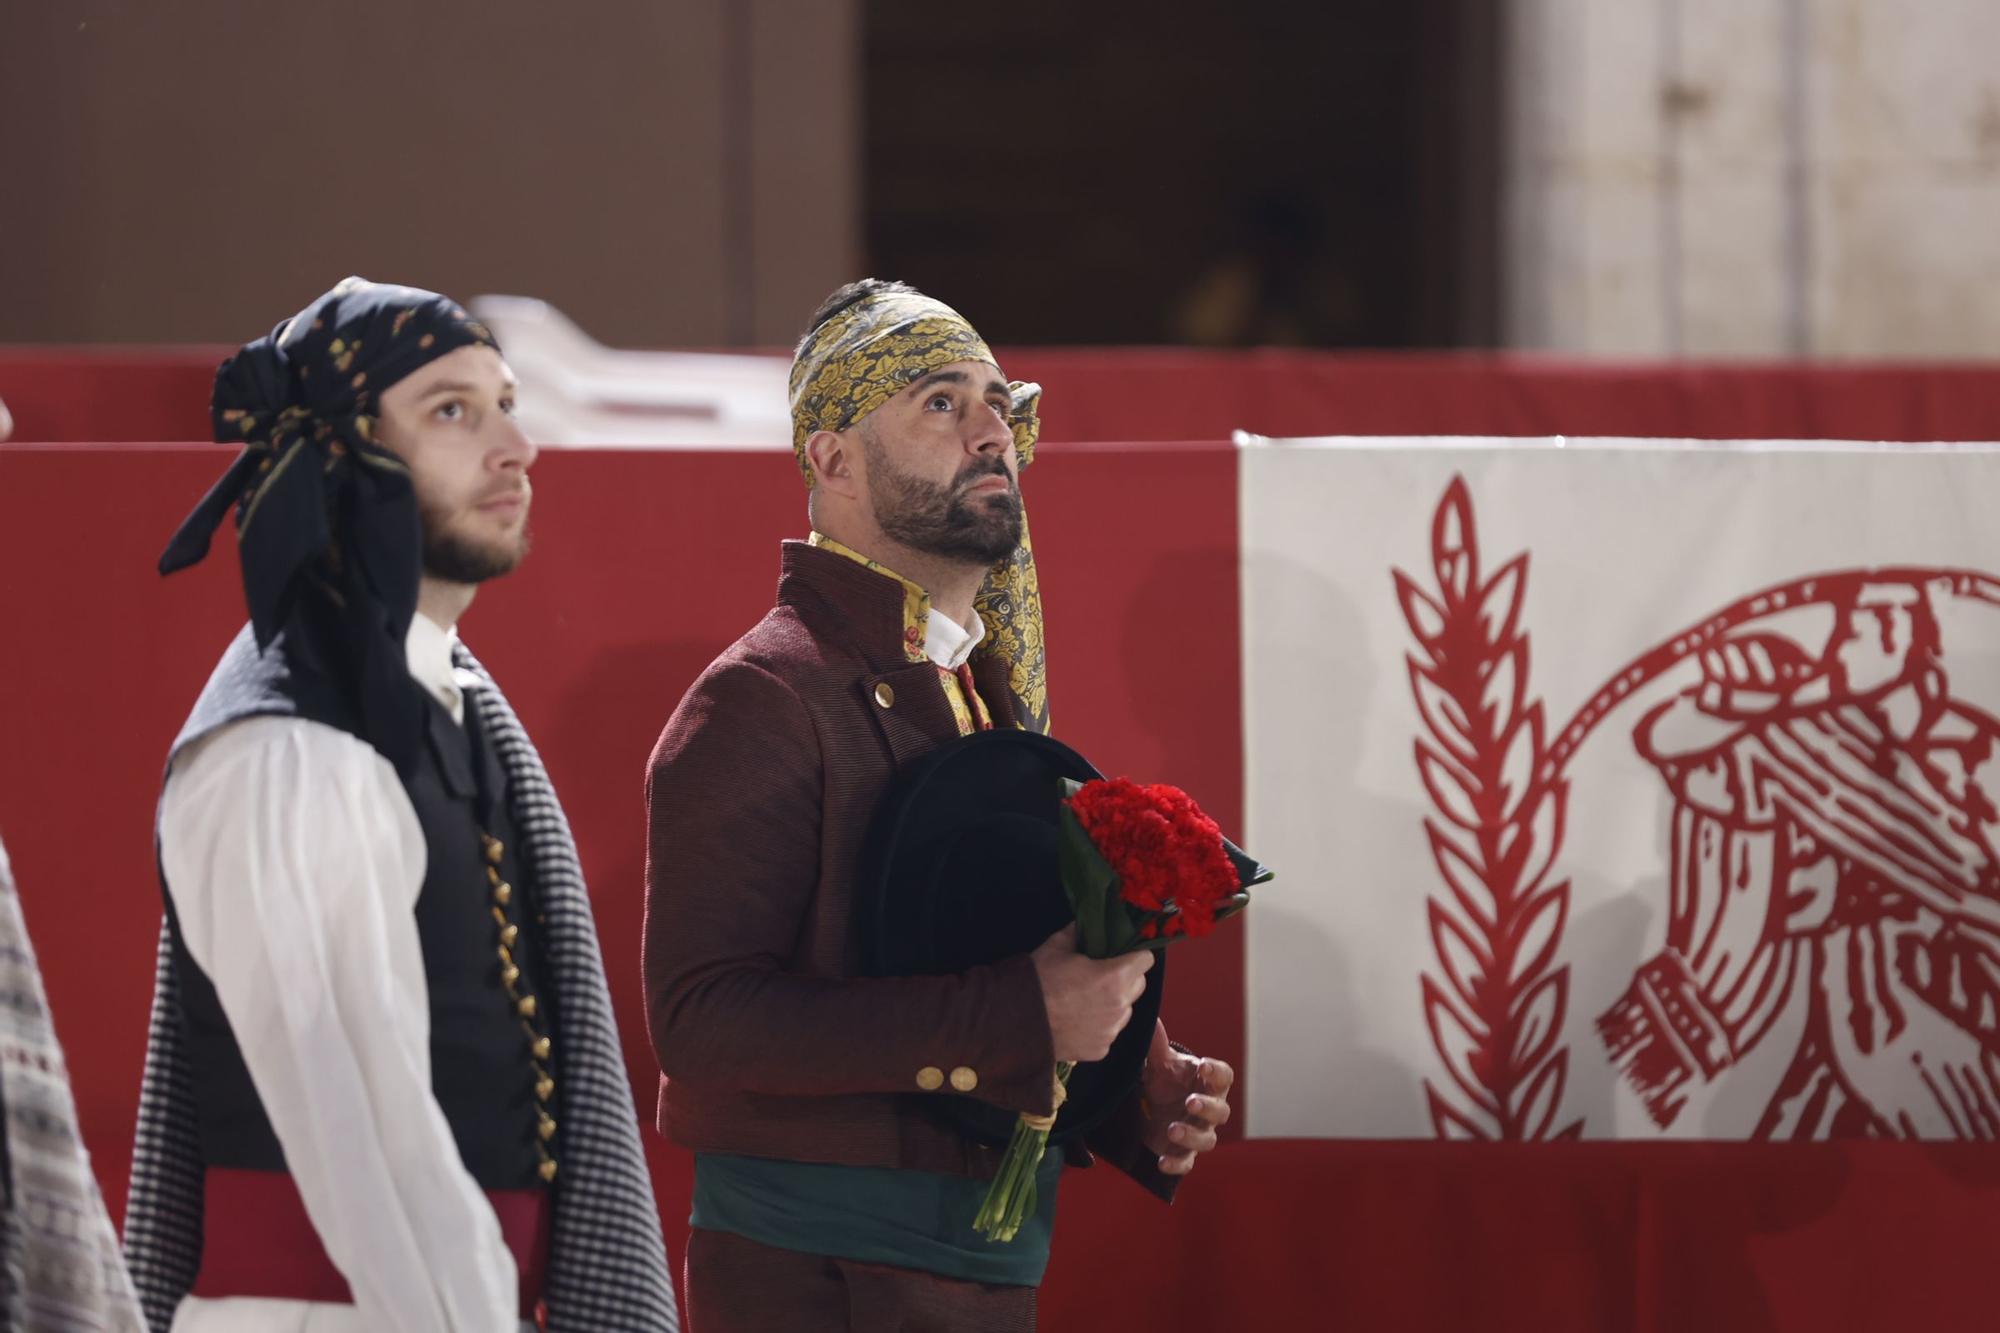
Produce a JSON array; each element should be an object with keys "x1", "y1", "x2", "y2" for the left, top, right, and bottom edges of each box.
[
  {"x1": 404, "y1": 613, "x2": 464, "y2": 725},
  {"x1": 923, "y1": 607, "x2": 985, "y2": 671}
]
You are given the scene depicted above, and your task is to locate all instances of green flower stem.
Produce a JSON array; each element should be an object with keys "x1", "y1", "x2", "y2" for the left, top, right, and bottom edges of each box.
[{"x1": 973, "y1": 1062, "x2": 1074, "y2": 1242}]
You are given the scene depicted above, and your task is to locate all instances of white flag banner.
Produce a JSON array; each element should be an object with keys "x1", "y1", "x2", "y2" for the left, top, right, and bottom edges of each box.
[{"x1": 1242, "y1": 438, "x2": 2000, "y2": 1141}]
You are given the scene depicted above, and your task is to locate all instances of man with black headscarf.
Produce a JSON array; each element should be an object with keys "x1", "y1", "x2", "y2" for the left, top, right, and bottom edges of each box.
[{"x1": 122, "y1": 278, "x2": 679, "y2": 1332}]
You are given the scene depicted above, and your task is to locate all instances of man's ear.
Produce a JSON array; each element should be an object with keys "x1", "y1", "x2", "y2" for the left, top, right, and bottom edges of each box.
[{"x1": 806, "y1": 429, "x2": 859, "y2": 496}]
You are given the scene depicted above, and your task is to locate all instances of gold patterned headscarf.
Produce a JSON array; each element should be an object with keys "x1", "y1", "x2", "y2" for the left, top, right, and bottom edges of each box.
[{"x1": 789, "y1": 289, "x2": 1050, "y2": 733}]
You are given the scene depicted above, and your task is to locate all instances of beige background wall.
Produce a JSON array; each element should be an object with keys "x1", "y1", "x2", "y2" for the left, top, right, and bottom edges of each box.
[
  {"x1": 0, "y1": 0, "x2": 857, "y2": 347},
  {"x1": 1503, "y1": 0, "x2": 2000, "y2": 357}
]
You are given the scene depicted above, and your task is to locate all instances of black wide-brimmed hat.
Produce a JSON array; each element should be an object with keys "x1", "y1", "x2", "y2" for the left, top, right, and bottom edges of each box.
[{"x1": 858, "y1": 729, "x2": 1164, "y2": 1146}]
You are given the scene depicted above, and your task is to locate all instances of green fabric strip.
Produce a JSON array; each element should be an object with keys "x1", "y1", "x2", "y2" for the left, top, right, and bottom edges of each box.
[{"x1": 690, "y1": 1150, "x2": 1062, "y2": 1287}]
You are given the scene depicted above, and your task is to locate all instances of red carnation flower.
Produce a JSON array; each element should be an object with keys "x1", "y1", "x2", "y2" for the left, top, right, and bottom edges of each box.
[
  {"x1": 1068, "y1": 778, "x2": 1240, "y2": 938},
  {"x1": 974, "y1": 772, "x2": 1269, "y2": 1243}
]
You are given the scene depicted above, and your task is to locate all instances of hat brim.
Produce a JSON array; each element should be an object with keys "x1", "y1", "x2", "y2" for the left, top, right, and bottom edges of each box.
[{"x1": 859, "y1": 730, "x2": 1164, "y2": 1146}]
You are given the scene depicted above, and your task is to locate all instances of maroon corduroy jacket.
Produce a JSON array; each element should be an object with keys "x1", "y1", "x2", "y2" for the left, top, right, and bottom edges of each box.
[{"x1": 643, "y1": 540, "x2": 1167, "y2": 1194}]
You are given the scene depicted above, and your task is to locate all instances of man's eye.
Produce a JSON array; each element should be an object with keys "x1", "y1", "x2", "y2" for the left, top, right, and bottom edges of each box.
[
  {"x1": 500, "y1": 397, "x2": 517, "y2": 416},
  {"x1": 435, "y1": 401, "x2": 465, "y2": 422}
]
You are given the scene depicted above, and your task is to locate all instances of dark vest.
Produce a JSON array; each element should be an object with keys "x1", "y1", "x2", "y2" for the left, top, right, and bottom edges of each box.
[{"x1": 159, "y1": 625, "x2": 554, "y2": 1189}]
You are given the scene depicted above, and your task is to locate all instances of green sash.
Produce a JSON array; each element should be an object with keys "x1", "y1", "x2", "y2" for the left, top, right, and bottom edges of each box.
[{"x1": 690, "y1": 1150, "x2": 1062, "y2": 1287}]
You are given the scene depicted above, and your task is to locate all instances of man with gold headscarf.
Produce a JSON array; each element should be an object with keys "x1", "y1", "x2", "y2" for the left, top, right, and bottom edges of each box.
[{"x1": 643, "y1": 280, "x2": 1233, "y2": 1330}]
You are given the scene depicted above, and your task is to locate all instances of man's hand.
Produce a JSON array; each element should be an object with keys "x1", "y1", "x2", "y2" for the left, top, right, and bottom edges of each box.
[
  {"x1": 1031, "y1": 925, "x2": 1153, "y2": 1064},
  {"x1": 1139, "y1": 1020, "x2": 1233, "y2": 1177}
]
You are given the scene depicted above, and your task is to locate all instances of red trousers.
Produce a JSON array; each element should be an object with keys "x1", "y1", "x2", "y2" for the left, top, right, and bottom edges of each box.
[{"x1": 684, "y1": 1227, "x2": 1038, "y2": 1333}]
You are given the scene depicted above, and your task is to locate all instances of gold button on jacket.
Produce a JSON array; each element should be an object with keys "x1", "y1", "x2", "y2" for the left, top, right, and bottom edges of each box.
[
  {"x1": 914, "y1": 1065, "x2": 944, "y2": 1091},
  {"x1": 873, "y1": 682, "x2": 896, "y2": 709},
  {"x1": 949, "y1": 1066, "x2": 978, "y2": 1093}
]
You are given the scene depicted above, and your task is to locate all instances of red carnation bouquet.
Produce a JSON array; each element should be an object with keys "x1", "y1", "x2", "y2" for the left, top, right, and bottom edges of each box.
[{"x1": 972, "y1": 776, "x2": 1271, "y2": 1241}]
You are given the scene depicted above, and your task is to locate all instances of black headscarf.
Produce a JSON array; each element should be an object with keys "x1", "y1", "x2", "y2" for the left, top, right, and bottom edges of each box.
[{"x1": 160, "y1": 276, "x2": 501, "y2": 771}]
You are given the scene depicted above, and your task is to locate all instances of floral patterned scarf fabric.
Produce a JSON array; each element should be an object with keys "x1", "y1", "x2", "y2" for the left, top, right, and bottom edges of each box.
[{"x1": 788, "y1": 290, "x2": 1051, "y2": 732}]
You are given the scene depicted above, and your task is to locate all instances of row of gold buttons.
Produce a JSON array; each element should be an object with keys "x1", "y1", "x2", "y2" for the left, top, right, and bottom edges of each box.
[
  {"x1": 485, "y1": 832, "x2": 558, "y2": 1182},
  {"x1": 915, "y1": 1065, "x2": 979, "y2": 1093}
]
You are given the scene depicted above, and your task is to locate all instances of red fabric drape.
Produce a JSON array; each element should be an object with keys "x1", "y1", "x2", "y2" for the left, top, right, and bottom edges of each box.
[
  {"x1": 7, "y1": 346, "x2": 2000, "y2": 444},
  {"x1": 4, "y1": 353, "x2": 1999, "y2": 1330}
]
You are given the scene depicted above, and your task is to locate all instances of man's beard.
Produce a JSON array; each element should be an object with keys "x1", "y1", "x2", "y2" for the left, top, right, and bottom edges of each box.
[
  {"x1": 864, "y1": 432, "x2": 1023, "y2": 566},
  {"x1": 420, "y1": 505, "x2": 530, "y2": 584}
]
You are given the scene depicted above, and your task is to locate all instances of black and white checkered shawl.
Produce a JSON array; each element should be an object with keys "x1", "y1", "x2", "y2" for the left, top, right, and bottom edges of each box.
[
  {"x1": 122, "y1": 646, "x2": 680, "y2": 1331},
  {"x1": 0, "y1": 835, "x2": 145, "y2": 1331}
]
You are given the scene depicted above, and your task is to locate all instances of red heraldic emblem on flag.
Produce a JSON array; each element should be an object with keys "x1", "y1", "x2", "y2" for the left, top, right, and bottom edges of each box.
[{"x1": 1399, "y1": 476, "x2": 2000, "y2": 1142}]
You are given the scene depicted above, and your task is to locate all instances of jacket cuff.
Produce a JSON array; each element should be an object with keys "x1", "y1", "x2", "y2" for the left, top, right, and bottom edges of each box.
[{"x1": 956, "y1": 953, "x2": 1059, "y2": 1116}]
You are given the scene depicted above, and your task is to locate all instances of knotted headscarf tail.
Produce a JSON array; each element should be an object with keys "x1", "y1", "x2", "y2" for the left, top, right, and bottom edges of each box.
[
  {"x1": 159, "y1": 276, "x2": 500, "y2": 771},
  {"x1": 789, "y1": 290, "x2": 1050, "y2": 732}
]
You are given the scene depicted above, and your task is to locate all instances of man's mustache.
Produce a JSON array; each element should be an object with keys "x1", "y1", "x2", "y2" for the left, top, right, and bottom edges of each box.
[{"x1": 953, "y1": 461, "x2": 1016, "y2": 494}]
